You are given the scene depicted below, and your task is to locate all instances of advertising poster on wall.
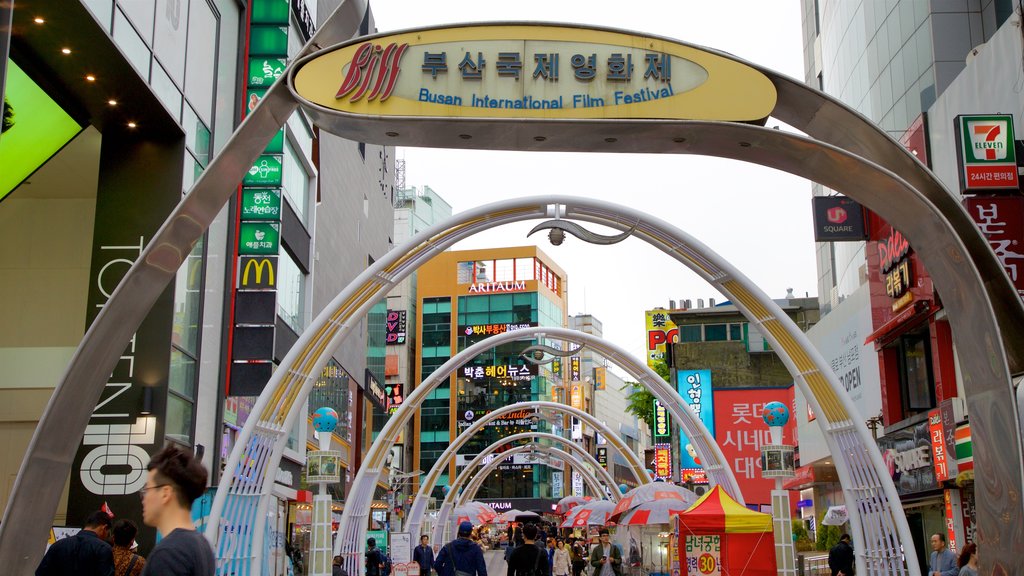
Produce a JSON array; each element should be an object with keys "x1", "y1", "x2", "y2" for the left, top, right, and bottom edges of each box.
[
  {"x1": 676, "y1": 370, "x2": 715, "y2": 480},
  {"x1": 645, "y1": 310, "x2": 679, "y2": 369},
  {"x1": 712, "y1": 387, "x2": 796, "y2": 508}
]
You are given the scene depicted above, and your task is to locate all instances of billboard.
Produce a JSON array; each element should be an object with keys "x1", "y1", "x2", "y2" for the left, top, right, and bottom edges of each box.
[
  {"x1": 0, "y1": 59, "x2": 83, "y2": 201},
  {"x1": 713, "y1": 387, "x2": 795, "y2": 508},
  {"x1": 645, "y1": 310, "x2": 679, "y2": 368},
  {"x1": 812, "y1": 196, "x2": 868, "y2": 242},
  {"x1": 676, "y1": 370, "x2": 715, "y2": 474},
  {"x1": 965, "y1": 196, "x2": 1024, "y2": 300},
  {"x1": 386, "y1": 310, "x2": 407, "y2": 344}
]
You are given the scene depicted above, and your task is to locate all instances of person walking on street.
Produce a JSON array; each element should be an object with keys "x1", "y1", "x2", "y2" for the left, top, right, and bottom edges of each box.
[
  {"x1": 139, "y1": 444, "x2": 215, "y2": 576},
  {"x1": 333, "y1": 555, "x2": 349, "y2": 576},
  {"x1": 366, "y1": 538, "x2": 386, "y2": 576},
  {"x1": 929, "y1": 533, "x2": 957, "y2": 576},
  {"x1": 552, "y1": 539, "x2": 571, "y2": 576},
  {"x1": 36, "y1": 509, "x2": 115, "y2": 576},
  {"x1": 569, "y1": 539, "x2": 587, "y2": 576},
  {"x1": 112, "y1": 519, "x2": 145, "y2": 576},
  {"x1": 827, "y1": 533, "x2": 854, "y2": 576},
  {"x1": 434, "y1": 522, "x2": 488, "y2": 576},
  {"x1": 414, "y1": 535, "x2": 436, "y2": 576},
  {"x1": 956, "y1": 543, "x2": 978, "y2": 576},
  {"x1": 507, "y1": 524, "x2": 550, "y2": 576},
  {"x1": 588, "y1": 529, "x2": 622, "y2": 576}
]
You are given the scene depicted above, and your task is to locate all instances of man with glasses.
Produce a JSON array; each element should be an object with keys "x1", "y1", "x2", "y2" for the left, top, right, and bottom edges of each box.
[
  {"x1": 588, "y1": 530, "x2": 622, "y2": 576},
  {"x1": 139, "y1": 445, "x2": 214, "y2": 576}
]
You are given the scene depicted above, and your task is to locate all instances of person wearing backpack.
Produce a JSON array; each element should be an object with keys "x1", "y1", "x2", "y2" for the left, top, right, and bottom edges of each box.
[
  {"x1": 112, "y1": 519, "x2": 145, "y2": 576},
  {"x1": 434, "y1": 522, "x2": 487, "y2": 576},
  {"x1": 508, "y1": 524, "x2": 550, "y2": 576},
  {"x1": 366, "y1": 538, "x2": 386, "y2": 576}
]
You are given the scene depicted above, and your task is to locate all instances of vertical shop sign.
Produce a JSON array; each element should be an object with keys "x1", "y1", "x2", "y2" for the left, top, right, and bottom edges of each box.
[
  {"x1": 676, "y1": 370, "x2": 715, "y2": 475},
  {"x1": 596, "y1": 447, "x2": 608, "y2": 469},
  {"x1": 572, "y1": 471, "x2": 584, "y2": 497},
  {"x1": 645, "y1": 309, "x2": 679, "y2": 368},
  {"x1": 653, "y1": 399, "x2": 671, "y2": 442},
  {"x1": 229, "y1": 0, "x2": 292, "y2": 395},
  {"x1": 386, "y1": 310, "x2": 407, "y2": 344},
  {"x1": 570, "y1": 356, "x2": 581, "y2": 381},
  {"x1": 593, "y1": 366, "x2": 606, "y2": 390},
  {"x1": 965, "y1": 195, "x2": 1024, "y2": 300},
  {"x1": 551, "y1": 471, "x2": 563, "y2": 499}
]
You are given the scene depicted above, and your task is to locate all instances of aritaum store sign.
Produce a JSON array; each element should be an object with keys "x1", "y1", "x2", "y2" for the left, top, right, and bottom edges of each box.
[{"x1": 290, "y1": 24, "x2": 777, "y2": 140}]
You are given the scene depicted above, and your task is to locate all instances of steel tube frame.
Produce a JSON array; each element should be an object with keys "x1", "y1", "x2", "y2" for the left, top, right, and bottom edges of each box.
[
  {"x1": 434, "y1": 445, "x2": 607, "y2": 544},
  {"x1": 407, "y1": 431, "x2": 624, "y2": 539},
  {"x1": 7, "y1": 16, "x2": 1021, "y2": 576}
]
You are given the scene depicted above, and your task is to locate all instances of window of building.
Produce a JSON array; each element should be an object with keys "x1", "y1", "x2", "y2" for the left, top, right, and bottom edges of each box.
[
  {"x1": 515, "y1": 258, "x2": 534, "y2": 280},
  {"x1": 283, "y1": 136, "x2": 310, "y2": 224},
  {"x1": 704, "y1": 324, "x2": 727, "y2": 341},
  {"x1": 457, "y1": 261, "x2": 474, "y2": 284},
  {"x1": 167, "y1": 234, "x2": 204, "y2": 445},
  {"x1": 277, "y1": 251, "x2": 305, "y2": 331},
  {"x1": 494, "y1": 259, "x2": 514, "y2": 282},
  {"x1": 897, "y1": 331, "x2": 934, "y2": 416},
  {"x1": 309, "y1": 359, "x2": 352, "y2": 442},
  {"x1": 730, "y1": 323, "x2": 743, "y2": 341}
]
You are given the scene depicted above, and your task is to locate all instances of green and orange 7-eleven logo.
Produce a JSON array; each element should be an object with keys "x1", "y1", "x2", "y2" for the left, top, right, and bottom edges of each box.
[{"x1": 962, "y1": 115, "x2": 1016, "y2": 163}]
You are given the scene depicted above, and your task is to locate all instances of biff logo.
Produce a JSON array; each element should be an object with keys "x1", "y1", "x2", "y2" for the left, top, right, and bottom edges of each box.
[
  {"x1": 335, "y1": 42, "x2": 409, "y2": 103},
  {"x1": 968, "y1": 120, "x2": 1009, "y2": 161}
]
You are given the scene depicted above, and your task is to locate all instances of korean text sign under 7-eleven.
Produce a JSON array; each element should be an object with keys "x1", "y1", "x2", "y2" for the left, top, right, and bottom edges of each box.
[{"x1": 955, "y1": 114, "x2": 1020, "y2": 192}]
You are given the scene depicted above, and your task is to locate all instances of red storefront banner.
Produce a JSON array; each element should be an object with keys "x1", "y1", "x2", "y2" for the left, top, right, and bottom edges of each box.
[
  {"x1": 965, "y1": 195, "x2": 1024, "y2": 299},
  {"x1": 712, "y1": 387, "x2": 796, "y2": 508},
  {"x1": 929, "y1": 408, "x2": 951, "y2": 482},
  {"x1": 654, "y1": 445, "x2": 672, "y2": 480}
]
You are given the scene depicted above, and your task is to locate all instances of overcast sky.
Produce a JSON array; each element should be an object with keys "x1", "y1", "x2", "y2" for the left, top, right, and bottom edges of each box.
[{"x1": 365, "y1": 1, "x2": 815, "y2": 366}]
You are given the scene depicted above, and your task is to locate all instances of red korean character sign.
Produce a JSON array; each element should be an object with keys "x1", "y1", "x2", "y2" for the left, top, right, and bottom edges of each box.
[
  {"x1": 965, "y1": 196, "x2": 1024, "y2": 300},
  {"x1": 712, "y1": 387, "x2": 797, "y2": 508}
]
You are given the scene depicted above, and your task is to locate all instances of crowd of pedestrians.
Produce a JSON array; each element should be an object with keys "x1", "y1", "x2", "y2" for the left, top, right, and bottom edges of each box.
[{"x1": 34, "y1": 445, "x2": 214, "y2": 576}]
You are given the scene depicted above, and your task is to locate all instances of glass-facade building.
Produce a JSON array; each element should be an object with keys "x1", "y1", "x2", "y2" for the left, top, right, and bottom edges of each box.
[{"x1": 415, "y1": 247, "x2": 568, "y2": 500}]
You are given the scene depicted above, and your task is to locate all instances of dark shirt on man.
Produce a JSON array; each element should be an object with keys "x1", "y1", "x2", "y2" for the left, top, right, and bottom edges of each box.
[
  {"x1": 36, "y1": 529, "x2": 114, "y2": 576},
  {"x1": 508, "y1": 543, "x2": 550, "y2": 576},
  {"x1": 828, "y1": 540, "x2": 855, "y2": 576},
  {"x1": 414, "y1": 544, "x2": 435, "y2": 574},
  {"x1": 140, "y1": 529, "x2": 215, "y2": 576}
]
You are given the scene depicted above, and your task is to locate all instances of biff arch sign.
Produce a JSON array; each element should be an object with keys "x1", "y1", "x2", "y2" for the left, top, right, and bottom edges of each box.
[{"x1": 292, "y1": 24, "x2": 776, "y2": 125}]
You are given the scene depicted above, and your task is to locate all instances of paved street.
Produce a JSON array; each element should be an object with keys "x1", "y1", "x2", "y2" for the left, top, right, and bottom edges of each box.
[{"x1": 484, "y1": 550, "x2": 506, "y2": 576}]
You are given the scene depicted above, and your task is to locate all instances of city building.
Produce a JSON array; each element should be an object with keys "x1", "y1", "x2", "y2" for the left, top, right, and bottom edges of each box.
[
  {"x1": 413, "y1": 246, "x2": 568, "y2": 506},
  {"x1": 0, "y1": 1, "x2": 393, "y2": 565},
  {"x1": 662, "y1": 293, "x2": 818, "y2": 510},
  {"x1": 568, "y1": 314, "x2": 650, "y2": 491},
  {"x1": 798, "y1": 0, "x2": 1011, "y2": 560}
]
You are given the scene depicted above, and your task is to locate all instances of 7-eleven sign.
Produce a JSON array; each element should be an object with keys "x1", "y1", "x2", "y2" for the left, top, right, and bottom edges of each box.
[{"x1": 955, "y1": 114, "x2": 1020, "y2": 192}]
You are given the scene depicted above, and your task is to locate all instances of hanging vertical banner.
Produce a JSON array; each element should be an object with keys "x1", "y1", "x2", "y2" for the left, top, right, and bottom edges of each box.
[
  {"x1": 645, "y1": 309, "x2": 679, "y2": 368},
  {"x1": 570, "y1": 356, "x2": 581, "y2": 381},
  {"x1": 551, "y1": 471, "x2": 564, "y2": 499},
  {"x1": 653, "y1": 399, "x2": 671, "y2": 442},
  {"x1": 596, "y1": 447, "x2": 608, "y2": 469},
  {"x1": 677, "y1": 370, "x2": 716, "y2": 478},
  {"x1": 593, "y1": 366, "x2": 606, "y2": 390}
]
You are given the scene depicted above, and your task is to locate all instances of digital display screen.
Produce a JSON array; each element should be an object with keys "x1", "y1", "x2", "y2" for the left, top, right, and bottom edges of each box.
[{"x1": 1, "y1": 59, "x2": 83, "y2": 201}]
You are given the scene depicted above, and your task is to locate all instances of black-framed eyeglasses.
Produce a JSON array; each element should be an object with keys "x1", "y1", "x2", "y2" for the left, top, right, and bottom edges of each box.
[{"x1": 139, "y1": 483, "x2": 169, "y2": 499}]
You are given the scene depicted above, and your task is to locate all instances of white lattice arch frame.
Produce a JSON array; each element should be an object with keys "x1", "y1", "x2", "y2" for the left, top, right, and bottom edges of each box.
[
  {"x1": 205, "y1": 197, "x2": 917, "y2": 576},
  {"x1": 410, "y1": 430, "x2": 626, "y2": 541},
  {"x1": 384, "y1": 326, "x2": 741, "y2": 547},
  {"x1": 456, "y1": 445, "x2": 607, "y2": 507},
  {"x1": 442, "y1": 444, "x2": 608, "y2": 541}
]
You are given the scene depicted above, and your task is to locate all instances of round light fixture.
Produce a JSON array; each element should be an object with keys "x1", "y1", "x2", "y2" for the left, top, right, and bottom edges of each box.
[
  {"x1": 85, "y1": 74, "x2": 96, "y2": 82},
  {"x1": 107, "y1": 99, "x2": 118, "y2": 106},
  {"x1": 34, "y1": 17, "x2": 45, "y2": 24},
  {"x1": 127, "y1": 122, "x2": 137, "y2": 128},
  {"x1": 61, "y1": 48, "x2": 71, "y2": 55}
]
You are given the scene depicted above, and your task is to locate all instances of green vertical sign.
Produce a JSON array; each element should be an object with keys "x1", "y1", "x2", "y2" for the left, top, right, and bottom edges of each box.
[
  {"x1": 248, "y1": 58, "x2": 286, "y2": 87},
  {"x1": 243, "y1": 155, "x2": 283, "y2": 186},
  {"x1": 250, "y1": 0, "x2": 290, "y2": 25},
  {"x1": 241, "y1": 188, "x2": 283, "y2": 220},
  {"x1": 238, "y1": 222, "x2": 281, "y2": 255},
  {"x1": 249, "y1": 25, "x2": 289, "y2": 56},
  {"x1": 265, "y1": 130, "x2": 284, "y2": 154}
]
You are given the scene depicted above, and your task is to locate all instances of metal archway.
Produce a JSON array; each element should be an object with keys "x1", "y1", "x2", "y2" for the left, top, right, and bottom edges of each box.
[
  {"x1": 407, "y1": 431, "x2": 626, "y2": 539},
  {"x1": 433, "y1": 444, "x2": 609, "y2": 544},
  {"x1": 217, "y1": 196, "x2": 915, "y2": 576},
  {"x1": 369, "y1": 326, "x2": 742, "y2": 558},
  {"x1": 7, "y1": 5, "x2": 1023, "y2": 574},
  {"x1": 455, "y1": 446, "x2": 609, "y2": 507}
]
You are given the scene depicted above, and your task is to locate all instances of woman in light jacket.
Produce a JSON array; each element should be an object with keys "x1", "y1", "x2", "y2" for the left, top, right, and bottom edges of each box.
[{"x1": 553, "y1": 539, "x2": 572, "y2": 576}]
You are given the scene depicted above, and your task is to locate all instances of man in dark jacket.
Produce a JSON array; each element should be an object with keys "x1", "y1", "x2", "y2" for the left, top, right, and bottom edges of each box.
[
  {"x1": 36, "y1": 509, "x2": 114, "y2": 576},
  {"x1": 828, "y1": 533, "x2": 855, "y2": 576},
  {"x1": 508, "y1": 524, "x2": 550, "y2": 576},
  {"x1": 414, "y1": 535, "x2": 435, "y2": 575},
  {"x1": 366, "y1": 538, "x2": 386, "y2": 576},
  {"x1": 434, "y1": 522, "x2": 487, "y2": 576}
]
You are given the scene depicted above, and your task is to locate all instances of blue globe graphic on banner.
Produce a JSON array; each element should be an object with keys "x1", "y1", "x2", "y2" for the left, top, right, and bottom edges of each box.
[
  {"x1": 761, "y1": 401, "x2": 790, "y2": 427},
  {"x1": 312, "y1": 407, "x2": 339, "y2": 433}
]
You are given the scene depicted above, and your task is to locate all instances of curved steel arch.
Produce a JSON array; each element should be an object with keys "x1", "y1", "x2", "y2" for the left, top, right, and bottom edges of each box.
[
  {"x1": 211, "y1": 196, "x2": 915, "y2": 576},
  {"x1": 455, "y1": 445, "x2": 608, "y2": 507},
  {"x1": 364, "y1": 327, "x2": 741, "y2": 545},
  {"x1": 433, "y1": 444, "x2": 610, "y2": 544},
  {"x1": 6, "y1": 14, "x2": 1022, "y2": 576},
  {"x1": 406, "y1": 429, "x2": 628, "y2": 540}
]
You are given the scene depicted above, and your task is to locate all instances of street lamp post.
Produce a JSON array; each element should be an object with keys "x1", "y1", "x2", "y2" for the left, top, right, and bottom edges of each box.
[{"x1": 760, "y1": 401, "x2": 797, "y2": 576}]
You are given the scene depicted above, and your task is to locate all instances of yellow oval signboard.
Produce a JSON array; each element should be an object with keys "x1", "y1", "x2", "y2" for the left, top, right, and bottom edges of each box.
[{"x1": 292, "y1": 24, "x2": 777, "y2": 123}]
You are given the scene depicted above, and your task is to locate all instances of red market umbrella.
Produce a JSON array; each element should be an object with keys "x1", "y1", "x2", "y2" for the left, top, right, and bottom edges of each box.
[
  {"x1": 463, "y1": 501, "x2": 498, "y2": 522},
  {"x1": 560, "y1": 500, "x2": 616, "y2": 528},
  {"x1": 555, "y1": 495, "x2": 593, "y2": 514},
  {"x1": 491, "y1": 509, "x2": 527, "y2": 523},
  {"x1": 453, "y1": 505, "x2": 494, "y2": 525},
  {"x1": 615, "y1": 499, "x2": 691, "y2": 526},
  {"x1": 609, "y1": 483, "x2": 697, "y2": 521}
]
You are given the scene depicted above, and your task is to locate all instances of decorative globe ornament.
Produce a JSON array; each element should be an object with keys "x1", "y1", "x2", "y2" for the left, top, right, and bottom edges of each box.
[
  {"x1": 442, "y1": 485, "x2": 451, "y2": 496},
  {"x1": 618, "y1": 483, "x2": 629, "y2": 494},
  {"x1": 312, "y1": 407, "x2": 339, "y2": 433},
  {"x1": 761, "y1": 401, "x2": 790, "y2": 427}
]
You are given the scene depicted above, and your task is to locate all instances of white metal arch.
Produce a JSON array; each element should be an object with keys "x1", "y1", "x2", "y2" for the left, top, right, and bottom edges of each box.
[
  {"x1": 456, "y1": 445, "x2": 608, "y2": 507},
  {"x1": 207, "y1": 197, "x2": 916, "y2": 576},
  {"x1": 434, "y1": 444, "x2": 609, "y2": 543},
  {"x1": 391, "y1": 326, "x2": 742, "y2": 549},
  {"x1": 408, "y1": 431, "x2": 623, "y2": 540}
]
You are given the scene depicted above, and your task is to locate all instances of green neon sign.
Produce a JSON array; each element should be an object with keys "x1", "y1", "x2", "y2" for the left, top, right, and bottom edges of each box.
[
  {"x1": 238, "y1": 222, "x2": 281, "y2": 255},
  {"x1": 248, "y1": 58, "x2": 286, "y2": 88},
  {"x1": 243, "y1": 155, "x2": 283, "y2": 186},
  {"x1": 241, "y1": 188, "x2": 282, "y2": 221}
]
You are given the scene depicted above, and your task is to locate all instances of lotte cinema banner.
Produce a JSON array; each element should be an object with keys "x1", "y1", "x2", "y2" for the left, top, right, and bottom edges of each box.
[{"x1": 713, "y1": 387, "x2": 796, "y2": 508}]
